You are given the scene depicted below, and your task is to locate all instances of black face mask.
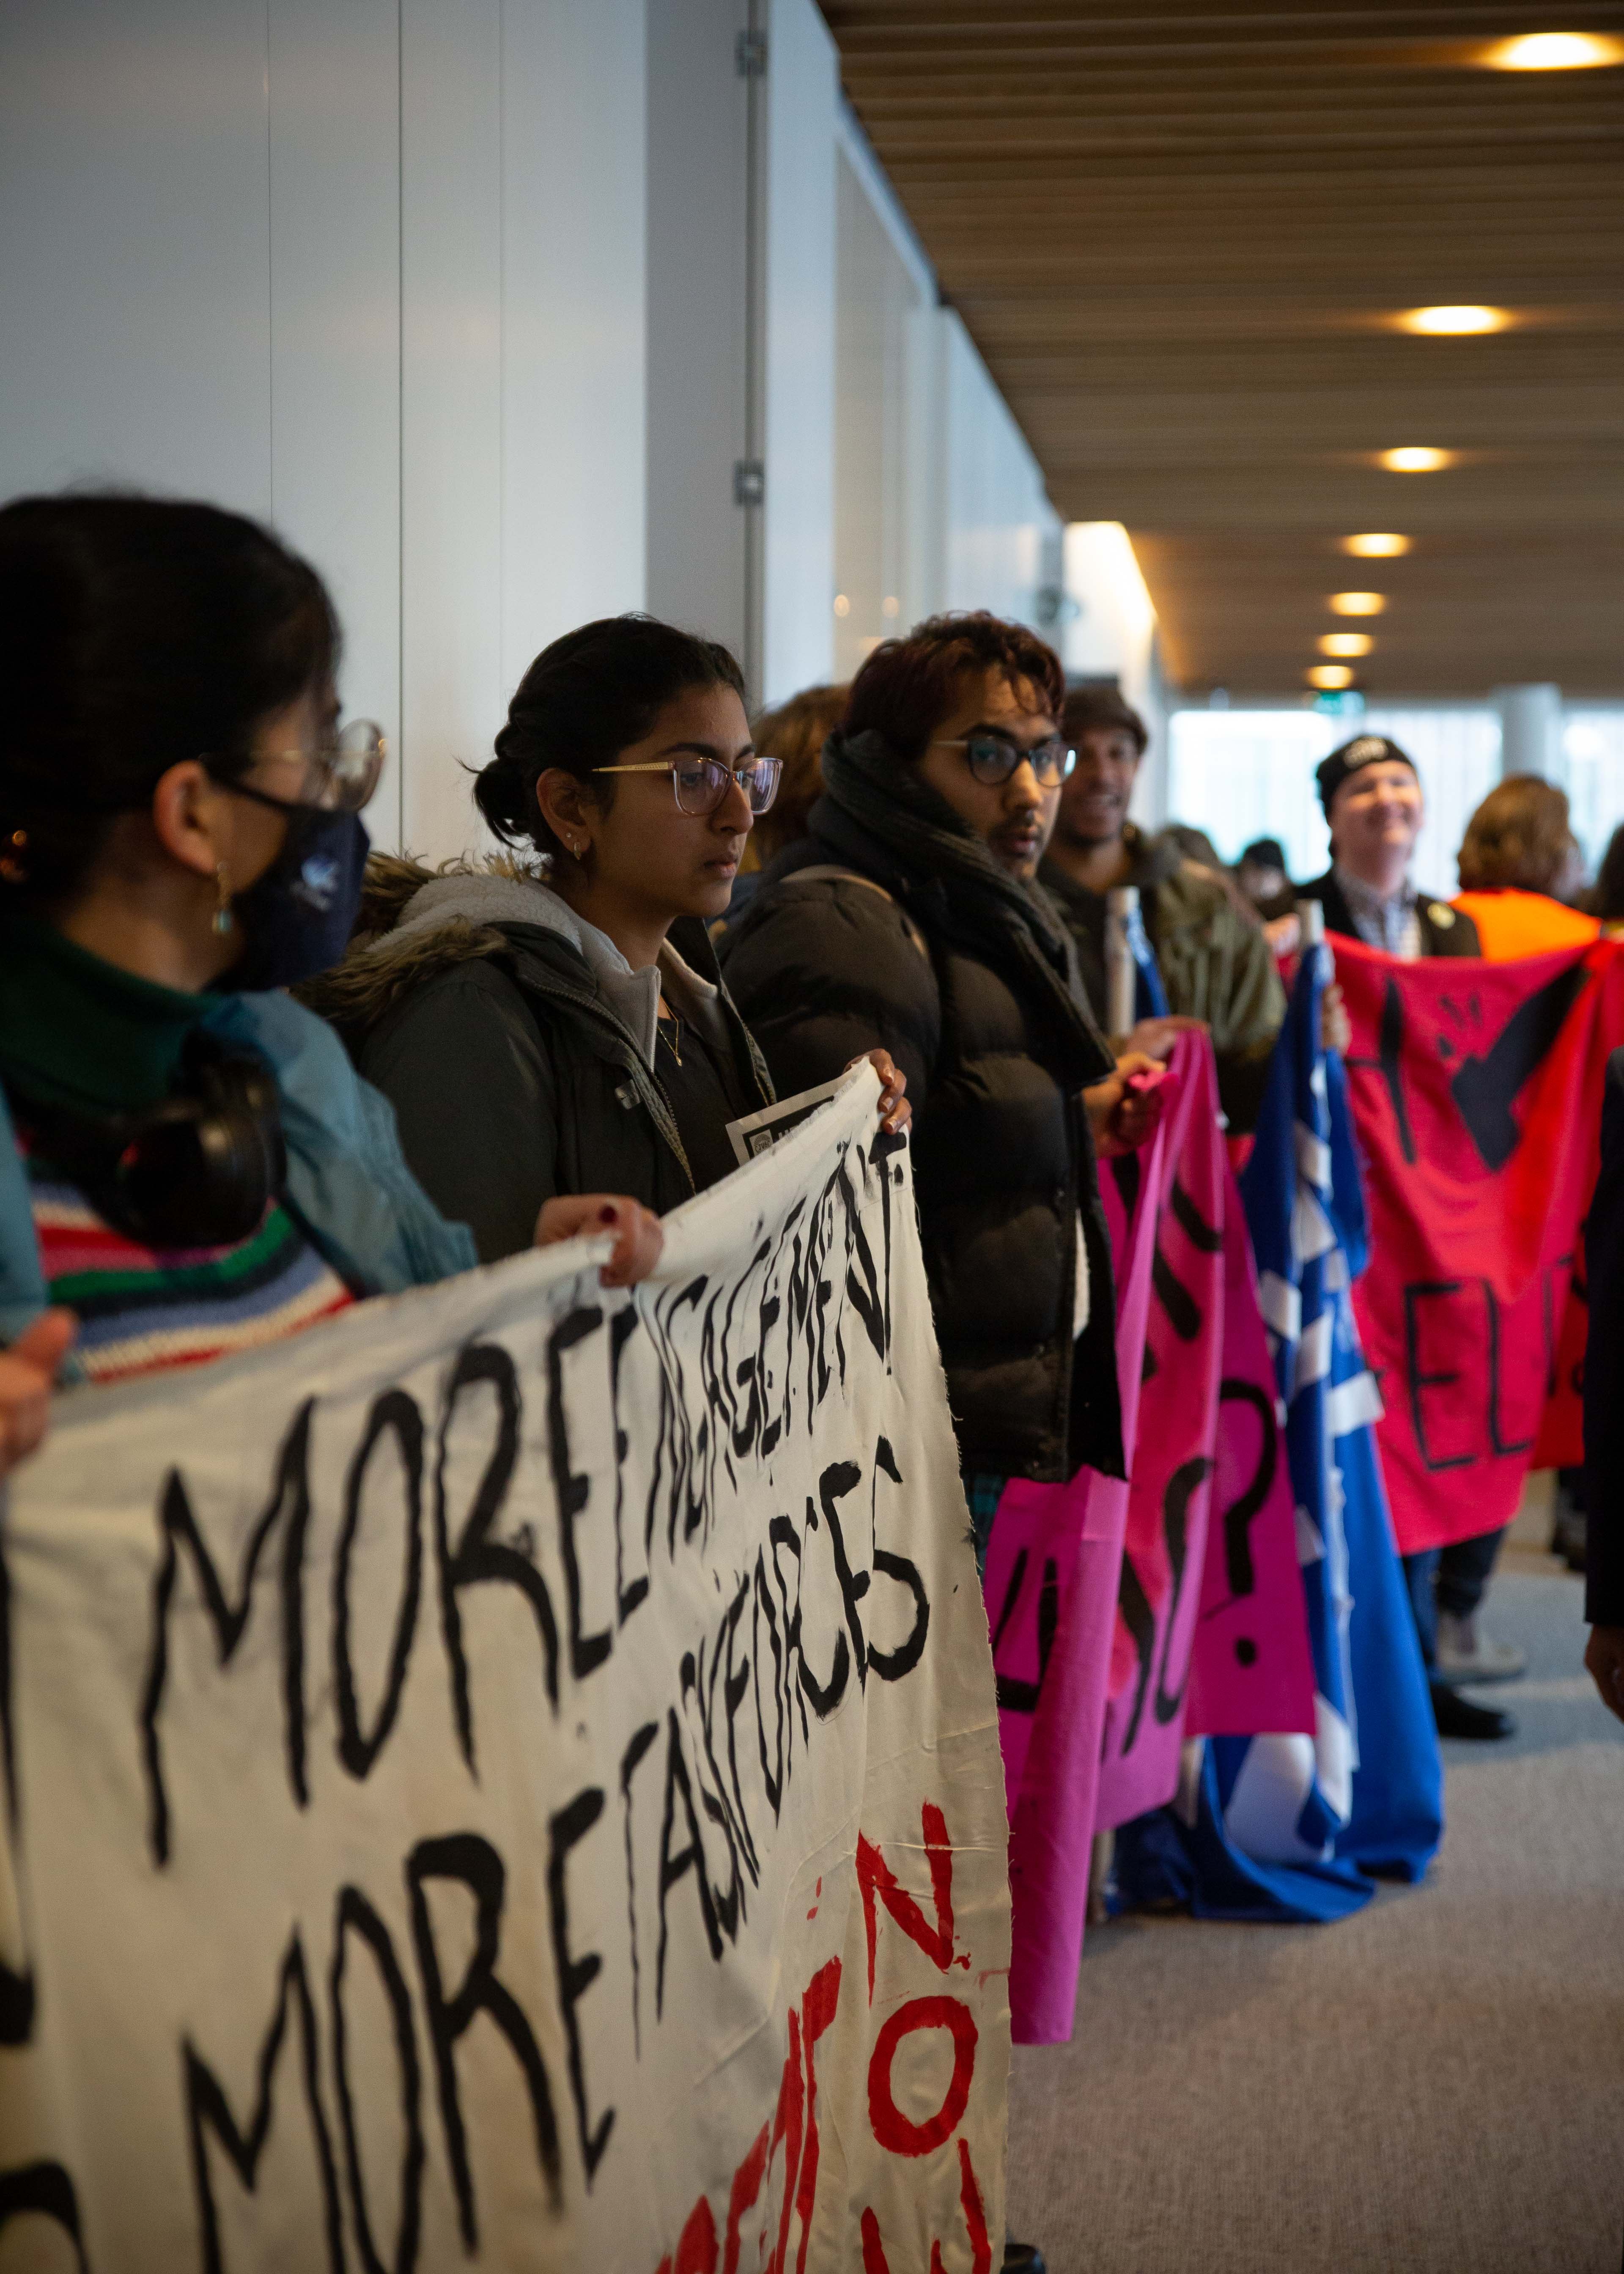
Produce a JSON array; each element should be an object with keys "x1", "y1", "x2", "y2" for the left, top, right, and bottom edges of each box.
[{"x1": 226, "y1": 810, "x2": 370, "y2": 991}]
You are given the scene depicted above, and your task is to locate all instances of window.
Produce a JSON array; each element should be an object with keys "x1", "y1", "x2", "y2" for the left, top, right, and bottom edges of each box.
[
  {"x1": 1562, "y1": 711, "x2": 1624, "y2": 867},
  {"x1": 1167, "y1": 706, "x2": 1501, "y2": 899}
]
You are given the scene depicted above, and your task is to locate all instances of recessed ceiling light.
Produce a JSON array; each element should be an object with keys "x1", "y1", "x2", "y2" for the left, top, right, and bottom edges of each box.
[
  {"x1": 1399, "y1": 305, "x2": 1509, "y2": 335},
  {"x1": 1342, "y1": 533, "x2": 1411, "y2": 557},
  {"x1": 1329, "y1": 592, "x2": 1387, "y2": 616},
  {"x1": 1482, "y1": 33, "x2": 1624, "y2": 69},
  {"x1": 1308, "y1": 665, "x2": 1356, "y2": 690},
  {"x1": 1380, "y1": 447, "x2": 1452, "y2": 472},
  {"x1": 1319, "y1": 632, "x2": 1374, "y2": 658}
]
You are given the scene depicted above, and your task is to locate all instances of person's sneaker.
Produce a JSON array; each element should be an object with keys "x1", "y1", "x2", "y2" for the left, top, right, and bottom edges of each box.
[
  {"x1": 1430, "y1": 1682, "x2": 1515, "y2": 1741},
  {"x1": 1002, "y1": 2247, "x2": 1047, "y2": 2274},
  {"x1": 1435, "y1": 1609, "x2": 1527, "y2": 1684}
]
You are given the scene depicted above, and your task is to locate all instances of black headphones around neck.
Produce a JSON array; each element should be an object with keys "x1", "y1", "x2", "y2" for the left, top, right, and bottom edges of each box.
[{"x1": 10, "y1": 1039, "x2": 287, "y2": 1250}]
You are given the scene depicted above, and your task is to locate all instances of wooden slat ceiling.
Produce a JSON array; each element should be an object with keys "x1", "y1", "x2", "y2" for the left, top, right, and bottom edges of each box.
[{"x1": 821, "y1": 3, "x2": 1624, "y2": 696}]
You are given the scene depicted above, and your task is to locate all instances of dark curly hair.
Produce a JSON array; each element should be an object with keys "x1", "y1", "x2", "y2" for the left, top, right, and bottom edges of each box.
[
  {"x1": 475, "y1": 615, "x2": 746, "y2": 862},
  {"x1": 843, "y1": 611, "x2": 1065, "y2": 762},
  {"x1": 0, "y1": 492, "x2": 338, "y2": 911}
]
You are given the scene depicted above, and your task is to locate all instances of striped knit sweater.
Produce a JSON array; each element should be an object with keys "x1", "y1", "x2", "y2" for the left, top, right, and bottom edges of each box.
[{"x1": 24, "y1": 1147, "x2": 354, "y2": 1382}]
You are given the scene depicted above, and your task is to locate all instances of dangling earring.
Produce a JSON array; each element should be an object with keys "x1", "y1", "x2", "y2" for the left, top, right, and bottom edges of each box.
[{"x1": 213, "y1": 862, "x2": 235, "y2": 936}]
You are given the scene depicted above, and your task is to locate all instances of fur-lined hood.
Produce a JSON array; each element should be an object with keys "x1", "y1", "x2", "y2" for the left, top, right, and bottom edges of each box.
[{"x1": 299, "y1": 854, "x2": 721, "y2": 1072}]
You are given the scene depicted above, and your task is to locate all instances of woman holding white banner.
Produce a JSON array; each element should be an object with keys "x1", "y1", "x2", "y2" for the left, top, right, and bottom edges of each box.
[
  {"x1": 306, "y1": 615, "x2": 909, "y2": 1261},
  {"x1": 0, "y1": 493, "x2": 663, "y2": 1472}
]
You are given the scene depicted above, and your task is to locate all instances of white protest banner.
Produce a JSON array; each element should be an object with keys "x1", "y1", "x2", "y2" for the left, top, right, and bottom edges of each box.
[{"x1": 0, "y1": 1068, "x2": 1009, "y2": 2272}]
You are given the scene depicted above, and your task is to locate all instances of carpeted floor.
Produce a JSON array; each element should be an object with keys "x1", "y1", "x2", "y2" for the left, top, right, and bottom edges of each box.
[{"x1": 1006, "y1": 1563, "x2": 1624, "y2": 2274}]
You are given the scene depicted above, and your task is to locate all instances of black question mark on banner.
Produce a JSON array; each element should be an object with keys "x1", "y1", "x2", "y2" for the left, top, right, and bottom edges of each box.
[
  {"x1": 990, "y1": 1549, "x2": 1059, "y2": 1715},
  {"x1": 1215, "y1": 1377, "x2": 1277, "y2": 1668}
]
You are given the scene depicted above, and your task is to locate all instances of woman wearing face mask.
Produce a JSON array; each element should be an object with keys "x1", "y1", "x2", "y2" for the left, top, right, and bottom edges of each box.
[
  {"x1": 308, "y1": 615, "x2": 907, "y2": 1265},
  {"x1": 0, "y1": 492, "x2": 658, "y2": 1446}
]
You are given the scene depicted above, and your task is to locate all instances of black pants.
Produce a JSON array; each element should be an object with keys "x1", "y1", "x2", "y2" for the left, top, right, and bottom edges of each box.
[{"x1": 1402, "y1": 1525, "x2": 1506, "y2": 1672}]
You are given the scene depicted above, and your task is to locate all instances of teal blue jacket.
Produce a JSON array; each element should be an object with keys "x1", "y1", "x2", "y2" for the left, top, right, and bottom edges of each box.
[{"x1": 0, "y1": 989, "x2": 477, "y2": 1351}]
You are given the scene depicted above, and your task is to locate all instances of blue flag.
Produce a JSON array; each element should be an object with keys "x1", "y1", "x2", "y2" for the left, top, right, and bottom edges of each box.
[
  {"x1": 1122, "y1": 892, "x2": 1170, "y2": 1020},
  {"x1": 1116, "y1": 939, "x2": 1442, "y2": 1921}
]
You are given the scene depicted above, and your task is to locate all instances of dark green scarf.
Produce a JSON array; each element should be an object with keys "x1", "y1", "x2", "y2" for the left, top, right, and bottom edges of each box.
[
  {"x1": 0, "y1": 912, "x2": 206, "y2": 1114},
  {"x1": 820, "y1": 728, "x2": 1110, "y2": 1069}
]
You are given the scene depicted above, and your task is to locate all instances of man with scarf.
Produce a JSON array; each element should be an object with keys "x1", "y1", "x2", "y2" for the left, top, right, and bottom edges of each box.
[{"x1": 721, "y1": 619, "x2": 1156, "y2": 2274}]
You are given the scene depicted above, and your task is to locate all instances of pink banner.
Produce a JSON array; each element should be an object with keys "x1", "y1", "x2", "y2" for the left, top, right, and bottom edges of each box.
[
  {"x1": 1186, "y1": 1188, "x2": 1314, "y2": 1740},
  {"x1": 987, "y1": 1035, "x2": 1314, "y2": 2045}
]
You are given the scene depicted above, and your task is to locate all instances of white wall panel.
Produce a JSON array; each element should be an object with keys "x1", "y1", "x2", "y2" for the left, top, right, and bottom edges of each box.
[
  {"x1": 502, "y1": 0, "x2": 647, "y2": 696},
  {"x1": 904, "y1": 301, "x2": 948, "y2": 627},
  {"x1": 940, "y1": 312, "x2": 1056, "y2": 633},
  {"x1": 267, "y1": 0, "x2": 401, "y2": 818},
  {"x1": 834, "y1": 102, "x2": 939, "y2": 635},
  {"x1": 833, "y1": 148, "x2": 920, "y2": 681},
  {"x1": 760, "y1": 0, "x2": 837, "y2": 706},
  {"x1": 398, "y1": 0, "x2": 505, "y2": 859},
  {"x1": 646, "y1": 0, "x2": 752, "y2": 664},
  {"x1": 2, "y1": 0, "x2": 1070, "y2": 859},
  {"x1": 0, "y1": 0, "x2": 272, "y2": 511}
]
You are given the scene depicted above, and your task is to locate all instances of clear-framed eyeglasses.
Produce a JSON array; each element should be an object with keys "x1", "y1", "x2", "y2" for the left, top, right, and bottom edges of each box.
[
  {"x1": 593, "y1": 754, "x2": 782, "y2": 818},
  {"x1": 214, "y1": 718, "x2": 387, "y2": 816},
  {"x1": 932, "y1": 731, "x2": 1075, "y2": 789}
]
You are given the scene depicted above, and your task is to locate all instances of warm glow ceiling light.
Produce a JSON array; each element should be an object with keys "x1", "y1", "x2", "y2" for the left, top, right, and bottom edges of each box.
[
  {"x1": 1483, "y1": 32, "x2": 1624, "y2": 69},
  {"x1": 1380, "y1": 447, "x2": 1451, "y2": 472},
  {"x1": 1399, "y1": 305, "x2": 1509, "y2": 335},
  {"x1": 1329, "y1": 591, "x2": 1386, "y2": 616},
  {"x1": 1319, "y1": 632, "x2": 1374, "y2": 658},
  {"x1": 1343, "y1": 532, "x2": 1411, "y2": 557},
  {"x1": 1308, "y1": 665, "x2": 1356, "y2": 690}
]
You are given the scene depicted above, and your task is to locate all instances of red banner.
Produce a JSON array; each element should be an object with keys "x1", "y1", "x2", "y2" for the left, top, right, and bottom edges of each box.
[{"x1": 1336, "y1": 934, "x2": 1624, "y2": 1554}]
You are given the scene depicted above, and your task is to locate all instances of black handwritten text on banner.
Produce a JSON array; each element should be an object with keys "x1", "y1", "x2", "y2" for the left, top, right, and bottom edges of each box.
[{"x1": 0, "y1": 1069, "x2": 1009, "y2": 2271}]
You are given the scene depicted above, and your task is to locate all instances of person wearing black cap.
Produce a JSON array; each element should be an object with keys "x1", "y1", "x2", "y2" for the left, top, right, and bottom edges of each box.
[
  {"x1": 1237, "y1": 837, "x2": 1298, "y2": 924},
  {"x1": 1299, "y1": 734, "x2": 1480, "y2": 958},
  {"x1": 1301, "y1": 735, "x2": 1523, "y2": 1744}
]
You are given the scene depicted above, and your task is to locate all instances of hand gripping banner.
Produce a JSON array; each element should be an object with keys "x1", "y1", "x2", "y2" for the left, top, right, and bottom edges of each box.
[
  {"x1": 1335, "y1": 934, "x2": 1624, "y2": 1554},
  {"x1": 0, "y1": 1069, "x2": 1010, "y2": 2272}
]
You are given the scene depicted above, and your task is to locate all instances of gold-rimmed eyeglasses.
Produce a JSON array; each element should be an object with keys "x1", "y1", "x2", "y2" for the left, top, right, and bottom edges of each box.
[
  {"x1": 593, "y1": 755, "x2": 782, "y2": 818},
  {"x1": 212, "y1": 718, "x2": 387, "y2": 816}
]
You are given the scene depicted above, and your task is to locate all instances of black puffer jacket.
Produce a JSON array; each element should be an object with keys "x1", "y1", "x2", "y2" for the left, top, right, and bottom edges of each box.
[
  {"x1": 719, "y1": 736, "x2": 1123, "y2": 1485},
  {"x1": 302, "y1": 861, "x2": 772, "y2": 1261}
]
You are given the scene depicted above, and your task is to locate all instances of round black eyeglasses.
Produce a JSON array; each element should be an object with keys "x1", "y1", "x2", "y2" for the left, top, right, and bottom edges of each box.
[{"x1": 932, "y1": 733, "x2": 1075, "y2": 789}]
